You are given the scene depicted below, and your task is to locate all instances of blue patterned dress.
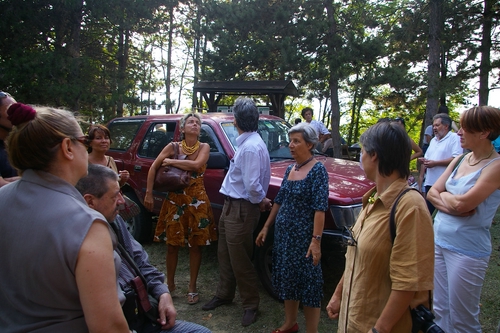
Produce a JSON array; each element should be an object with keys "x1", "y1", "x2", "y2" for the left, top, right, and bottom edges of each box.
[{"x1": 273, "y1": 162, "x2": 329, "y2": 307}]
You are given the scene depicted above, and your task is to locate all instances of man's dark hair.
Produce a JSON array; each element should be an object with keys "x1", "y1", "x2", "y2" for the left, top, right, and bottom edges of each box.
[
  {"x1": 359, "y1": 122, "x2": 411, "y2": 179},
  {"x1": 433, "y1": 113, "x2": 452, "y2": 130},
  {"x1": 233, "y1": 97, "x2": 259, "y2": 132},
  {"x1": 294, "y1": 118, "x2": 301, "y2": 125},
  {"x1": 301, "y1": 107, "x2": 313, "y2": 118},
  {"x1": 438, "y1": 105, "x2": 449, "y2": 114},
  {"x1": 76, "y1": 164, "x2": 119, "y2": 198}
]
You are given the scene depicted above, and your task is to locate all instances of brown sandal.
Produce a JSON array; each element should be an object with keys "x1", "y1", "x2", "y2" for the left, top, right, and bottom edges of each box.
[{"x1": 187, "y1": 292, "x2": 199, "y2": 305}]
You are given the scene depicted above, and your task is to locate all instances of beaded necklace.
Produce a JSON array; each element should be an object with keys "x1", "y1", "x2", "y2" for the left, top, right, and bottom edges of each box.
[
  {"x1": 181, "y1": 140, "x2": 200, "y2": 155},
  {"x1": 294, "y1": 156, "x2": 314, "y2": 171},
  {"x1": 467, "y1": 147, "x2": 494, "y2": 166}
]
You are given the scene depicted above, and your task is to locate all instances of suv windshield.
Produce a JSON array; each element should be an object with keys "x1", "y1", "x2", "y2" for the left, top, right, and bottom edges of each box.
[{"x1": 221, "y1": 119, "x2": 292, "y2": 159}]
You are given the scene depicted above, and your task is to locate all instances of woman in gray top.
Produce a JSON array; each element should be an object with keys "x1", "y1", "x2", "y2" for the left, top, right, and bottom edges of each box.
[{"x1": 0, "y1": 103, "x2": 129, "y2": 333}]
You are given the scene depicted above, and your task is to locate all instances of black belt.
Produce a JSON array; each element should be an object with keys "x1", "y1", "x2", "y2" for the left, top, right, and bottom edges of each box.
[{"x1": 225, "y1": 196, "x2": 245, "y2": 201}]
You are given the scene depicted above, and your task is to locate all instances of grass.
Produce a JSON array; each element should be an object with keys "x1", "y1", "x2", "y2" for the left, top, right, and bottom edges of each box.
[
  {"x1": 143, "y1": 209, "x2": 500, "y2": 332},
  {"x1": 479, "y1": 208, "x2": 500, "y2": 332}
]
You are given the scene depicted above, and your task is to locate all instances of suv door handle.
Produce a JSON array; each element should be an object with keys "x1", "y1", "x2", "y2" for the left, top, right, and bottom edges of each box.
[{"x1": 134, "y1": 165, "x2": 141, "y2": 171}]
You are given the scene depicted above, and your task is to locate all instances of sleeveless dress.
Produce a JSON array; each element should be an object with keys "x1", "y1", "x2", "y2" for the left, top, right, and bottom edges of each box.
[
  {"x1": 272, "y1": 162, "x2": 329, "y2": 307},
  {"x1": 154, "y1": 154, "x2": 217, "y2": 247},
  {"x1": 434, "y1": 156, "x2": 500, "y2": 257}
]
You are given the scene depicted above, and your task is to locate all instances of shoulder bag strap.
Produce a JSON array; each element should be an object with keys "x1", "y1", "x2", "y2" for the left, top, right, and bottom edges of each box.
[
  {"x1": 110, "y1": 222, "x2": 148, "y2": 286},
  {"x1": 389, "y1": 187, "x2": 433, "y2": 310},
  {"x1": 389, "y1": 187, "x2": 419, "y2": 243},
  {"x1": 173, "y1": 142, "x2": 179, "y2": 159}
]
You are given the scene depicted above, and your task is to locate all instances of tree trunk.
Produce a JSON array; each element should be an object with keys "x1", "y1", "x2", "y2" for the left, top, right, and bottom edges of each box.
[
  {"x1": 165, "y1": 6, "x2": 174, "y2": 114},
  {"x1": 479, "y1": 0, "x2": 493, "y2": 106},
  {"x1": 116, "y1": 26, "x2": 129, "y2": 118},
  {"x1": 425, "y1": 0, "x2": 442, "y2": 129},
  {"x1": 326, "y1": 0, "x2": 342, "y2": 158}
]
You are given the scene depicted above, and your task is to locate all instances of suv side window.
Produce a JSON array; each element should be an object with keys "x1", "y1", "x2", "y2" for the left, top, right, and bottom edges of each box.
[
  {"x1": 138, "y1": 122, "x2": 176, "y2": 158},
  {"x1": 200, "y1": 124, "x2": 223, "y2": 153},
  {"x1": 108, "y1": 119, "x2": 145, "y2": 151}
]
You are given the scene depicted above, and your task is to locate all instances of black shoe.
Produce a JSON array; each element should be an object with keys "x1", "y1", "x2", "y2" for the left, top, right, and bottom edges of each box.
[
  {"x1": 201, "y1": 296, "x2": 232, "y2": 311},
  {"x1": 241, "y1": 309, "x2": 257, "y2": 327}
]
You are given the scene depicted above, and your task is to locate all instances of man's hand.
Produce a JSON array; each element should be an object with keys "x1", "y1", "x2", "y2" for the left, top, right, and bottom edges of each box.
[
  {"x1": 422, "y1": 159, "x2": 437, "y2": 168},
  {"x1": 157, "y1": 293, "x2": 177, "y2": 330},
  {"x1": 259, "y1": 197, "x2": 272, "y2": 212}
]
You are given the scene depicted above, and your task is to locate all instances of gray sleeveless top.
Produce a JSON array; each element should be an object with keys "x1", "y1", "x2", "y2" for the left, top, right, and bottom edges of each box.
[{"x1": 0, "y1": 169, "x2": 115, "y2": 332}]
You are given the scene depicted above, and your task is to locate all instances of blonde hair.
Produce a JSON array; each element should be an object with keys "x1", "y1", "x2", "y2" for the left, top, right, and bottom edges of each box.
[{"x1": 7, "y1": 106, "x2": 82, "y2": 173}]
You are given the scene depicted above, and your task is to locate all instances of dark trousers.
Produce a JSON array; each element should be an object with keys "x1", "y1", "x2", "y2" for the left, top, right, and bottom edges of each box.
[
  {"x1": 425, "y1": 185, "x2": 436, "y2": 215},
  {"x1": 216, "y1": 198, "x2": 260, "y2": 310}
]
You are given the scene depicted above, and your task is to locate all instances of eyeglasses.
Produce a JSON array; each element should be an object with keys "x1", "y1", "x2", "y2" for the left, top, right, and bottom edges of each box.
[
  {"x1": 341, "y1": 226, "x2": 357, "y2": 247},
  {"x1": 74, "y1": 135, "x2": 91, "y2": 148},
  {"x1": 0, "y1": 91, "x2": 12, "y2": 99}
]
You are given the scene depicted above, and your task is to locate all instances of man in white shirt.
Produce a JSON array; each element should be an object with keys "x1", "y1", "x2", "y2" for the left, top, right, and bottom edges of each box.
[
  {"x1": 301, "y1": 107, "x2": 331, "y2": 147},
  {"x1": 418, "y1": 113, "x2": 463, "y2": 213},
  {"x1": 202, "y1": 97, "x2": 272, "y2": 327}
]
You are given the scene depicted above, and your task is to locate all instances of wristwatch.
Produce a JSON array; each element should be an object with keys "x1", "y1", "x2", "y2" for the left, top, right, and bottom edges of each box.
[{"x1": 312, "y1": 235, "x2": 321, "y2": 241}]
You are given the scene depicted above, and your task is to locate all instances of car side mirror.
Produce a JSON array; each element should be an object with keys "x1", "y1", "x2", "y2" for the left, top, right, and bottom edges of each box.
[{"x1": 207, "y1": 152, "x2": 229, "y2": 170}]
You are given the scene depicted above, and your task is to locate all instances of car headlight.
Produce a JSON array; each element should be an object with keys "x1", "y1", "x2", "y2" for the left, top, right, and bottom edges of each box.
[{"x1": 330, "y1": 204, "x2": 363, "y2": 229}]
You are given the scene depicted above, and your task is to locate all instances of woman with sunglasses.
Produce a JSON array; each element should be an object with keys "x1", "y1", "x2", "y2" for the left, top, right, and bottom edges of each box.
[
  {"x1": 327, "y1": 121, "x2": 434, "y2": 333},
  {"x1": 0, "y1": 104, "x2": 129, "y2": 332},
  {"x1": 87, "y1": 124, "x2": 129, "y2": 186}
]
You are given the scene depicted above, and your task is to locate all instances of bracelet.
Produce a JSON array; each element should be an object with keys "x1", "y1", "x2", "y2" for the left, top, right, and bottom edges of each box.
[{"x1": 371, "y1": 327, "x2": 380, "y2": 333}]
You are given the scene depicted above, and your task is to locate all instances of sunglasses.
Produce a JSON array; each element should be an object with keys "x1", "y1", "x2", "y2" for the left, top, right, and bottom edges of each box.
[
  {"x1": 74, "y1": 135, "x2": 91, "y2": 148},
  {"x1": 0, "y1": 91, "x2": 12, "y2": 99},
  {"x1": 342, "y1": 226, "x2": 357, "y2": 247}
]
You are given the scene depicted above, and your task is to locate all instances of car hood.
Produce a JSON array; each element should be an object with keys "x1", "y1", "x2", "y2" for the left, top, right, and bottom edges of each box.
[{"x1": 269, "y1": 156, "x2": 374, "y2": 205}]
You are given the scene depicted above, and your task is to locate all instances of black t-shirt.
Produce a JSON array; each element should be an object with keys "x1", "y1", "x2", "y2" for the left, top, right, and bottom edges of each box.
[{"x1": 0, "y1": 140, "x2": 17, "y2": 178}]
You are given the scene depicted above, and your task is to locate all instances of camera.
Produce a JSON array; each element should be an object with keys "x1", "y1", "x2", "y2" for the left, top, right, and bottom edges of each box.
[{"x1": 411, "y1": 305, "x2": 445, "y2": 333}]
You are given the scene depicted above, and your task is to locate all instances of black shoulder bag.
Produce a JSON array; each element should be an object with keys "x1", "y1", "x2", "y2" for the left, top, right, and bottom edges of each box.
[{"x1": 389, "y1": 188, "x2": 445, "y2": 333}]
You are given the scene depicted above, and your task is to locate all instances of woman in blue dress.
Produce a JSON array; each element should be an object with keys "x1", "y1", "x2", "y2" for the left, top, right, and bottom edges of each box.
[{"x1": 256, "y1": 122, "x2": 329, "y2": 333}]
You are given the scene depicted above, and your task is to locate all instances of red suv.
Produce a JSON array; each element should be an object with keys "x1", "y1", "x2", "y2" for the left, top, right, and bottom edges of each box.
[{"x1": 107, "y1": 113, "x2": 373, "y2": 296}]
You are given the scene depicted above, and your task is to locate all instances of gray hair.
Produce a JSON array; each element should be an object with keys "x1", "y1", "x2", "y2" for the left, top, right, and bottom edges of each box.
[
  {"x1": 179, "y1": 112, "x2": 201, "y2": 140},
  {"x1": 233, "y1": 97, "x2": 259, "y2": 132},
  {"x1": 433, "y1": 113, "x2": 452, "y2": 129},
  {"x1": 288, "y1": 123, "x2": 319, "y2": 152},
  {"x1": 75, "y1": 164, "x2": 119, "y2": 198}
]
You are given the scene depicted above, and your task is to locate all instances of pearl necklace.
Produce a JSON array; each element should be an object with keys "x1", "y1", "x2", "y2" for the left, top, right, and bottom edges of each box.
[
  {"x1": 294, "y1": 156, "x2": 314, "y2": 171},
  {"x1": 467, "y1": 147, "x2": 494, "y2": 166},
  {"x1": 181, "y1": 140, "x2": 200, "y2": 155}
]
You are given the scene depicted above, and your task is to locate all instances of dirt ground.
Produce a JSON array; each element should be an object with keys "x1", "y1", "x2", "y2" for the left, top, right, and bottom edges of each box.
[{"x1": 142, "y1": 241, "x2": 341, "y2": 333}]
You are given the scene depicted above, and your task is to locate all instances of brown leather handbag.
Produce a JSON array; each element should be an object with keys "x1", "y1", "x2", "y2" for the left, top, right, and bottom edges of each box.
[{"x1": 153, "y1": 142, "x2": 191, "y2": 192}]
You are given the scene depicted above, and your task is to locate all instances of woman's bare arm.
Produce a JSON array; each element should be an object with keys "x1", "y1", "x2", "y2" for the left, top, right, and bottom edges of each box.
[
  {"x1": 144, "y1": 143, "x2": 174, "y2": 210},
  {"x1": 163, "y1": 143, "x2": 210, "y2": 171},
  {"x1": 76, "y1": 220, "x2": 129, "y2": 333},
  {"x1": 439, "y1": 159, "x2": 500, "y2": 213},
  {"x1": 410, "y1": 139, "x2": 423, "y2": 161}
]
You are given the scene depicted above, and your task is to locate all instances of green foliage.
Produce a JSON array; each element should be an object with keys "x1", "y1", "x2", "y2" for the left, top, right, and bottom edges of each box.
[{"x1": 0, "y1": 0, "x2": 499, "y2": 136}]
